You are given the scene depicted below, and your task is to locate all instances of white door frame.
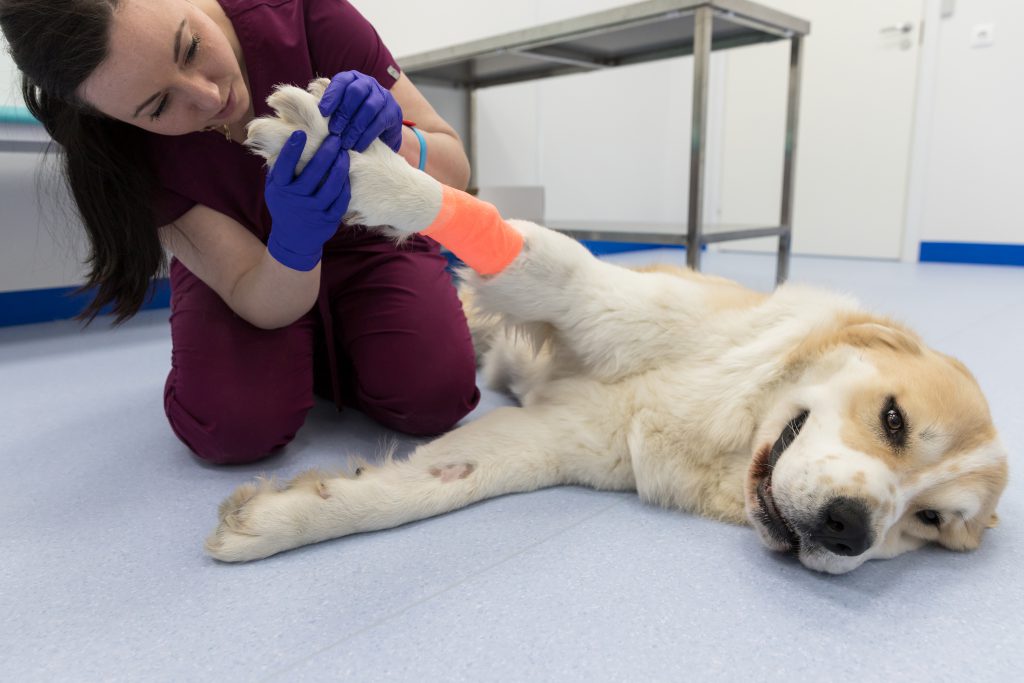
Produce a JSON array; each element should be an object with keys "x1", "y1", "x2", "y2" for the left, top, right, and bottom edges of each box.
[{"x1": 901, "y1": 0, "x2": 943, "y2": 263}]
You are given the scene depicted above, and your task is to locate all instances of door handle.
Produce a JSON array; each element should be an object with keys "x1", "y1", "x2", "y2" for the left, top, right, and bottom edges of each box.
[{"x1": 880, "y1": 22, "x2": 914, "y2": 34}]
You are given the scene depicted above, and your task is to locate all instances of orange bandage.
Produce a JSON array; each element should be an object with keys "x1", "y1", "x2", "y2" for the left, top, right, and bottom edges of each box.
[{"x1": 420, "y1": 185, "x2": 524, "y2": 275}]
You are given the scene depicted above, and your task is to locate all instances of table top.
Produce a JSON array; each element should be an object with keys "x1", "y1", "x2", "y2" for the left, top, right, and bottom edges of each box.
[{"x1": 399, "y1": 0, "x2": 810, "y2": 89}]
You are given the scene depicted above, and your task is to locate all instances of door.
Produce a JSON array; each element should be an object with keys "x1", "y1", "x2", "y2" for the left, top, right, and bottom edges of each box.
[{"x1": 715, "y1": 0, "x2": 925, "y2": 259}]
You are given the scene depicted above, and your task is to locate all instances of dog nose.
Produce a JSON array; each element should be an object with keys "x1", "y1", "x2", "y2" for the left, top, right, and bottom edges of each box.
[{"x1": 812, "y1": 498, "x2": 873, "y2": 557}]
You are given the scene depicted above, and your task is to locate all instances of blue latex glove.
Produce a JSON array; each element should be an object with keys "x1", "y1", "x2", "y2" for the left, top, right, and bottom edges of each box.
[
  {"x1": 317, "y1": 71, "x2": 403, "y2": 152},
  {"x1": 265, "y1": 131, "x2": 351, "y2": 271}
]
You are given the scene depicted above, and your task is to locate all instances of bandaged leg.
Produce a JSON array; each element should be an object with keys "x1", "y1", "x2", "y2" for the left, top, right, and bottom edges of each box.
[
  {"x1": 339, "y1": 139, "x2": 681, "y2": 382},
  {"x1": 246, "y1": 83, "x2": 524, "y2": 277},
  {"x1": 420, "y1": 186, "x2": 524, "y2": 275},
  {"x1": 341, "y1": 141, "x2": 525, "y2": 276}
]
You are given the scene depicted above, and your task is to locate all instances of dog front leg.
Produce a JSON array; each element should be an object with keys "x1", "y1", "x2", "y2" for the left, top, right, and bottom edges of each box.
[
  {"x1": 246, "y1": 84, "x2": 696, "y2": 380},
  {"x1": 346, "y1": 146, "x2": 700, "y2": 380},
  {"x1": 204, "y1": 404, "x2": 634, "y2": 562}
]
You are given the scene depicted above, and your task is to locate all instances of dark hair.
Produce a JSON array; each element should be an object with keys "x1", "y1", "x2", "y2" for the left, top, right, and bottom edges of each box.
[{"x1": 1, "y1": 0, "x2": 165, "y2": 324}]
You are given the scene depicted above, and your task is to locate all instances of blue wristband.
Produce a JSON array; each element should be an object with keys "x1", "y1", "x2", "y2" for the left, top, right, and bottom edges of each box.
[{"x1": 407, "y1": 125, "x2": 427, "y2": 171}]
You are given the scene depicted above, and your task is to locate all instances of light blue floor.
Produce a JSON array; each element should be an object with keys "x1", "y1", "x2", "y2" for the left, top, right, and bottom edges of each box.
[{"x1": 2, "y1": 249, "x2": 1022, "y2": 682}]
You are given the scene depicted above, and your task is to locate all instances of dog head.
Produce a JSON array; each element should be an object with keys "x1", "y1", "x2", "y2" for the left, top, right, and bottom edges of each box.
[{"x1": 746, "y1": 318, "x2": 1008, "y2": 574}]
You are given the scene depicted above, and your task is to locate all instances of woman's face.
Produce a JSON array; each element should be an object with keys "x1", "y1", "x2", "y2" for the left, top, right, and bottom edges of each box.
[{"x1": 79, "y1": 0, "x2": 249, "y2": 135}]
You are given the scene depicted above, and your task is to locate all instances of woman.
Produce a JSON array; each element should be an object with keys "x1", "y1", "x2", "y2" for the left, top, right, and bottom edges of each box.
[{"x1": 0, "y1": 0, "x2": 480, "y2": 463}]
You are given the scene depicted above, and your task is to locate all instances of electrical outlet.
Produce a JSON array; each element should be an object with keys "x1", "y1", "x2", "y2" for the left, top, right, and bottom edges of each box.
[{"x1": 971, "y1": 23, "x2": 995, "y2": 48}]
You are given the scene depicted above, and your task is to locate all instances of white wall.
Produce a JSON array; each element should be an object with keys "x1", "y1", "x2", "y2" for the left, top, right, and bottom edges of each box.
[
  {"x1": 3, "y1": 38, "x2": 90, "y2": 293},
  {"x1": 0, "y1": 151, "x2": 87, "y2": 292},
  {"x1": 919, "y1": 0, "x2": 1024, "y2": 246},
  {"x1": 2, "y1": 53, "x2": 22, "y2": 108}
]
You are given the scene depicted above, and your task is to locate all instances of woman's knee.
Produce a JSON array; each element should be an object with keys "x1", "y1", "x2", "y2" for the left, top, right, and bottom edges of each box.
[
  {"x1": 164, "y1": 372, "x2": 313, "y2": 465},
  {"x1": 165, "y1": 261, "x2": 318, "y2": 464},
  {"x1": 356, "y1": 353, "x2": 480, "y2": 437}
]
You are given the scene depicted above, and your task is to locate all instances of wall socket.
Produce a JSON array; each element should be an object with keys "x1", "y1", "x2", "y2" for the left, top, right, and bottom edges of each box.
[{"x1": 972, "y1": 23, "x2": 995, "y2": 48}]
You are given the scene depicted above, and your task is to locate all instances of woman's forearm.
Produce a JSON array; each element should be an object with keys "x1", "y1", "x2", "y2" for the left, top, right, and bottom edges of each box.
[
  {"x1": 398, "y1": 126, "x2": 471, "y2": 191},
  {"x1": 229, "y1": 250, "x2": 321, "y2": 329}
]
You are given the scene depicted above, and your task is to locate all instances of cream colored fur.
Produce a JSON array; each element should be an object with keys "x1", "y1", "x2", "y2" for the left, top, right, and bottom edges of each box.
[
  {"x1": 245, "y1": 78, "x2": 442, "y2": 235},
  {"x1": 209, "y1": 81, "x2": 1009, "y2": 574}
]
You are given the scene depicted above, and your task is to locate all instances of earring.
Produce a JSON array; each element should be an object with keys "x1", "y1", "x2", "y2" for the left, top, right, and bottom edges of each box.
[{"x1": 204, "y1": 124, "x2": 233, "y2": 142}]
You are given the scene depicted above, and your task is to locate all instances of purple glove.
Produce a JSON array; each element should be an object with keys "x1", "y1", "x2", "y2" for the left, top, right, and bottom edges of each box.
[
  {"x1": 265, "y1": 131, "x2": 351, "y2": 271},
  {"x1": 317, "y1": 71, "x2": 403, "y2": 153}
]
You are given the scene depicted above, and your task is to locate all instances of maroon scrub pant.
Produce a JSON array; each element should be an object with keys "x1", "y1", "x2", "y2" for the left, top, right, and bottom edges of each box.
[{"x1": 163, "y1": 233, "x2": 480, "y2": 465}]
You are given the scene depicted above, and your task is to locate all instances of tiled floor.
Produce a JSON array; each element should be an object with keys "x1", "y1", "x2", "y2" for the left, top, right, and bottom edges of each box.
[{"x1": 2, "y1": 249, "x2": 1022, "y2": 682}]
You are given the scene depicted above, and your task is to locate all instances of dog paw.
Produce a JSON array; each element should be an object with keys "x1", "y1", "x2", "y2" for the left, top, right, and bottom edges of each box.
[
  {"x1": 244, "y1": 78, "x2": 443, "y2": 236},
  {"x1": 245, "y1": 79, "x2": 331, "y2": 175},
  {"x1": 204, "y1": 472, "x2": 337, "y2": 562}
]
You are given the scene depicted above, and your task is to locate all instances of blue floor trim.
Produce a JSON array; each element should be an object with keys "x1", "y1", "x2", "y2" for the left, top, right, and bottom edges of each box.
[
  {"x1": 0, "y1": 279, "x2": 171, "y2": 327},
  {"x1": 581, "y1": 240, "x2": 688, "y2": 256},
  {"x1": 920, "y1": 241, "x2": 1024, "y2": 267}
]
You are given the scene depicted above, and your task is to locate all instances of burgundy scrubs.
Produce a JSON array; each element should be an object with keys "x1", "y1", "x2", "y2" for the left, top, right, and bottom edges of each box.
[{"x1": 149, "y1": 0, "x2": 479, "y2": 464}]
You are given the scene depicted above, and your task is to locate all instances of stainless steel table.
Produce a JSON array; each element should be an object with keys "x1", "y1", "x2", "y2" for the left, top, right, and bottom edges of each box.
[{"x1": 400, "y1": 0, "x2": 810, "y2": 283}]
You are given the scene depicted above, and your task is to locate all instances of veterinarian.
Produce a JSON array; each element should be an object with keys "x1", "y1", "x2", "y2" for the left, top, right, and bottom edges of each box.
[{"x1": 0, "y1": 0, "x2": 480, "y2": 463}]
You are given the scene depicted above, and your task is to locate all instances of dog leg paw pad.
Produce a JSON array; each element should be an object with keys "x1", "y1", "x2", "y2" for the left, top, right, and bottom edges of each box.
[{"x1": 429, "y1": 463, "x2": 476, "y2": 483}]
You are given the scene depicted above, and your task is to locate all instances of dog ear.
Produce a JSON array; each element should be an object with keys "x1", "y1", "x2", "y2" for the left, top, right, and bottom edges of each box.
[
  {"x1": 783, "y1": 317, "x2": 922, "y2": 373},
  {"x1": 839, "y1": 321, "x2": 923, "y2": 355},
  {"x1": 936, "y1": 350, "x2": 978, "y2": 382}
]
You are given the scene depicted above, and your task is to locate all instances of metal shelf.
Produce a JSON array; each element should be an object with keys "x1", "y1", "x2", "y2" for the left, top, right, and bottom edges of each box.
[
  {"x1": 400, "y1": 0, "x2": 809, "y2": 283},
  {"x1": 546, "y1": 220, "x2": 788, "y2": 247}
]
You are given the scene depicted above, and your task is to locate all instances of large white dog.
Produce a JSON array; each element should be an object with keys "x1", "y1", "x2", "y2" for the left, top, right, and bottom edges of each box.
[{"x1": 205, "y1": 80, "x2": 1009, "y2": 574}]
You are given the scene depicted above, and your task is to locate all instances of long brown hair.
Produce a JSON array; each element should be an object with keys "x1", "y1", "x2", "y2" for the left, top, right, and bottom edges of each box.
[{"x1": 1, "y1": 0, "x2": 165, "y2": 323}]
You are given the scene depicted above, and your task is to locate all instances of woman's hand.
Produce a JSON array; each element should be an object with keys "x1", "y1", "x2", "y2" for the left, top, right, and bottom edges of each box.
[
  {"x1": 318, "y1": 71, "x2": 403, "y2": 153},
  {"x1": 264, "y1": 131, "x2": 351, "y2": 271}
]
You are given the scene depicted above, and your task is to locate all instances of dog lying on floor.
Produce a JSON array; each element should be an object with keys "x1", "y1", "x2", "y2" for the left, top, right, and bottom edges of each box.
[{"x1": 205, "y1": 79, "x2": 1009, "y2": 574}]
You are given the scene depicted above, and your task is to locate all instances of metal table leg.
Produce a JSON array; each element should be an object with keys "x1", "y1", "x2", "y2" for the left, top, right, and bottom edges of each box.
[
  {"x1": 686, "y1": 6, "x2": 713, "y2": 271},
  {"x1": 464, "y1": 86, "x2": 478, "y2": 190},
  {"x1": 777, "y1": 35, "x2": 804, "y2": 284}
]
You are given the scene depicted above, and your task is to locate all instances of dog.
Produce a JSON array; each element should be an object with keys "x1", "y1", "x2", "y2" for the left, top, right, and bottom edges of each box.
[{"x1": 204, "y1": 79, "x2": 1009, "y2": 574}]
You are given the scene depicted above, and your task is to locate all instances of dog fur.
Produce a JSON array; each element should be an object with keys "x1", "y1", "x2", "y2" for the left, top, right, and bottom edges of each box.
[{"x1": 205, "y1": 80, "x2": 1009, "y2": 574}]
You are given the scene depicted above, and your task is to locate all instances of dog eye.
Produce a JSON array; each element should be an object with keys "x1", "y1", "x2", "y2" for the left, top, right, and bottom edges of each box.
[
  {"x1": 880, "y1": 398, "x2": 907, "y2": 448},
  {"x1": 916, "y1": 510, "x2": 941, "y2": 527},
  {"x1": 885, "y1": 408, "x2": 903, "y2": 432}
]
